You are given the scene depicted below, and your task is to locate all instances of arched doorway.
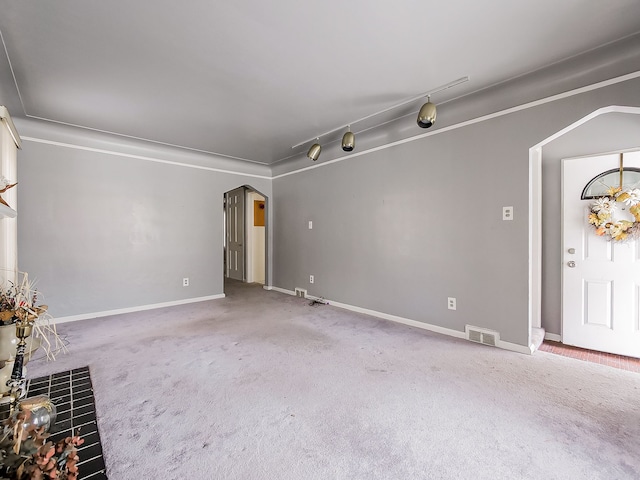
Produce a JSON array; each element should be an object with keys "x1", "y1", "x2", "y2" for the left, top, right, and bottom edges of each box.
[
  {"x1": 529, "y1": 106, "x2": 640, "y2": 353},
  {"x1": 223, "y1": 185, "x2": 268, "y2": 292}
]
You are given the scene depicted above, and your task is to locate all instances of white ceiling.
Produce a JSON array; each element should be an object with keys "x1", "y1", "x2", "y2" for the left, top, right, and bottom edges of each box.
[{"x1": 1, "y1": 0, "x2": 639, "y2": 165}]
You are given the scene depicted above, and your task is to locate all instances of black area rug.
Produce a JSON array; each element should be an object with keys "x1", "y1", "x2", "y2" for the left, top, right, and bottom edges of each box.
[{"x1": 26, "y1": 367, "x2": 108, "y2": 480}]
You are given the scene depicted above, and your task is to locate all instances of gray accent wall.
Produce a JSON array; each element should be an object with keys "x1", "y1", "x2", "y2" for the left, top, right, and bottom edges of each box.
[
  {"x1": 273, "y1": 77, "x2": 640, "y2": 347},
  {"x1": 16, "y1": 119, "x2": 272, "y2": 318}
]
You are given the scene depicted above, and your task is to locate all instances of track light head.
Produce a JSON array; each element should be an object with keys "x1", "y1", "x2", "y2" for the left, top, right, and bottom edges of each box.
[
  {"x1": 341, "y1": 127, "x2": 355, "y2": 152},
  {"x1": 417, "y1": 97, "x2": 437, "y2": 128},
  {"x1": 307, "y1": 141, "x2": 322, "y2": 161}
]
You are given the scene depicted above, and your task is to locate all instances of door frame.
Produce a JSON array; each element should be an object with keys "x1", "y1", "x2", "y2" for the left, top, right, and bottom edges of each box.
[
  {"x1": 245, "y1": 188, "x2": 267, "y2": 285},
  {"x1": 529, "y1": 105, "x2": 640, "y2": 349},
  {"x1": 223, "y1": 184, "x2": 269, "y2": 287},
  {"x1": 225, "y1": 186, "x2": 246, "y2": 281}
]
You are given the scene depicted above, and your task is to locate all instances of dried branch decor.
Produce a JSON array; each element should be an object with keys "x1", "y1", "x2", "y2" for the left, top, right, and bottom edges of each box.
[{"x1": 0, "y1": 273, "x2": 67, "y2": 361}]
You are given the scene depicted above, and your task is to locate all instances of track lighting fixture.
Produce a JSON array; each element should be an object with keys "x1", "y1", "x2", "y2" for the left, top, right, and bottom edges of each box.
[
  {"x1": 417, "y1": 96, "x2": 437, "y2": 128},
  {"x1": 307, "y1": 139, "x2": 322, "y2": 161},
  {"x1": 341, "y1": 126, "x2": 355, "y2": 152},
  {"x1": 292, "y1": 76, "x2": 469, "y2": 161}
]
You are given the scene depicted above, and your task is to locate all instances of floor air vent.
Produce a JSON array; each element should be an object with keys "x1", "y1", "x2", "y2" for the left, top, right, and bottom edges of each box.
[{"x1": 465, "y1": 325, "x2": 500, "y2": 347}]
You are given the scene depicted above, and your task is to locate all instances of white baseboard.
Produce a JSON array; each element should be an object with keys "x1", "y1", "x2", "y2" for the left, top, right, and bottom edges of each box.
[
  {"x1": 327, "y1": 297, "x2": 466, "y2": 339},
  {"x1": 544, "y1": 332, "x2": 562, "y2": 342},
  {"x1": 53, "y1": 294, "x2": 226, "y2": 324},
  {"x1": 505, "y1": 341, "x2": 536, "y2": 355},
  {"x1": 268, "y1": 286, "x2": 295, "y2": 296},
  {"x1": 268, "y1": 286, "x2": 531, "y2": 354}
]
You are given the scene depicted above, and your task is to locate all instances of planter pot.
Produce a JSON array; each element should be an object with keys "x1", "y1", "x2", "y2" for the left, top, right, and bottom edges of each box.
[{"x1": 0, "y1": 323, "x2": 41, "y2": 362}]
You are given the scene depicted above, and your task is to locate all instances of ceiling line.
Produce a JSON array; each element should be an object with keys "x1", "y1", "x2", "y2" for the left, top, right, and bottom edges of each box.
[
  {"x1": 21, "y1": 136, "x2": 272, "y2": 180},
  {"x1": 16, "y1": 69, "x2": 640, "y2": 183},
  {"x1": 24, "y1": 114, "x2": 271, "y2": 166}
]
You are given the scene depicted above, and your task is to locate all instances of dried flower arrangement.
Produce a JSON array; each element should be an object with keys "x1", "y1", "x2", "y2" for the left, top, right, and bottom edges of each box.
[
  {"x1": 0, "y1": 409, "x2": 83, "y2": 480},
  {"x1": 0, "y1": 274, "x2": 77, "y2": 479},
  {"x1": 588, "y1": 186, "x2": 640, "y2": 242},
  {"x1": 0, "y1": 273, "x2": 66, "y2": 361}
]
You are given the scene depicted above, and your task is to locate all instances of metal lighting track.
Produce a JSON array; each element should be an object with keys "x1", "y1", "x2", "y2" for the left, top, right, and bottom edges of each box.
[{"x1": 291, "y1": 76, "x2": 469, "y2": 149}]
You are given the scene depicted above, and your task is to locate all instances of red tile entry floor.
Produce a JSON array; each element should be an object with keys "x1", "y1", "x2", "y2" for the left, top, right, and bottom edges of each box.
[{"x1": 539, "y1": 341, "x2": 640, "y2": 373}]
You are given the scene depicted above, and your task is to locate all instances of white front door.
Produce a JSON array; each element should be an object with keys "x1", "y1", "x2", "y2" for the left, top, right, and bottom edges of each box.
[{"x1": 562, "y1": 152, "x2": 640, "y2": 358}]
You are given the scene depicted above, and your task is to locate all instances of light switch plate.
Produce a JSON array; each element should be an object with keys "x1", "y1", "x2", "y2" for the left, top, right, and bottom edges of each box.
[{"x1": 308, "y1": 221, "x2": 313, "y2": 229}]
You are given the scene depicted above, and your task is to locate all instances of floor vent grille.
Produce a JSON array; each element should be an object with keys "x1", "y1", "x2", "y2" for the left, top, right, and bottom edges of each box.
[
  {"x1": 465, "y1": 325, "x2": 500, "y2": 347},
  {"x1": 295, "y1": 288, "x2": 307, "y2": 298}
]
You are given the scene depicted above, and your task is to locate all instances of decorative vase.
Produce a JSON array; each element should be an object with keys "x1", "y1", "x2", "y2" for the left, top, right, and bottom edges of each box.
[
  {"x1": 18, "y1": 395, "x2": 57, "y2": 432},
  {"x1": 0, "y1": 323, "x2": 41, "y2": 364},
  {"x1": 0, "y1": 322, "x2": 41, "y2": 400},
  {"x1": 0, "y1": 323, "x2": 19, "y2": 361}
]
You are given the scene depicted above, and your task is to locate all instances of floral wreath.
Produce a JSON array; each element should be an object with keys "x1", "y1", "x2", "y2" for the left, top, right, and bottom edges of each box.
[{"x1": 588, "y1": 186, "x2": 640, "y2": 241}]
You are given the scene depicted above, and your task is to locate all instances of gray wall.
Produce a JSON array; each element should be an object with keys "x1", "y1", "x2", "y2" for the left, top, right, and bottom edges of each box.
[
  {"x1": 16, "y1": 119, "x2": 272, "y2": 318},
  {"x1": 541, "y1": 113, "x2": 640, "y2": 336},
  {"x1": 273, "y1": 77, "x2": 640, "y2": 348},
  {"x1": 11, "y1": 34, "x2": 640, "y2": 347}
]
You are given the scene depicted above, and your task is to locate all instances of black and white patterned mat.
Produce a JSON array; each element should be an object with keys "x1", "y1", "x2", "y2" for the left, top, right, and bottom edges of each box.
[{"x1": 26, "y1": 367, "x2": 108, "y2": 480}]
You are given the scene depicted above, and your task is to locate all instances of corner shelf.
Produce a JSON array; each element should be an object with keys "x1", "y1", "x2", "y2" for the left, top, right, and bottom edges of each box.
[{"x1": 0, "y1": 203, "x2": 17, "y2": 219}]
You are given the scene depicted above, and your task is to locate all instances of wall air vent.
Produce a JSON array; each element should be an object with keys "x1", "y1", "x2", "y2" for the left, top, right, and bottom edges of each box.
[{"x1": 465, "y1": 325, "x2": 500, "y2": 347}]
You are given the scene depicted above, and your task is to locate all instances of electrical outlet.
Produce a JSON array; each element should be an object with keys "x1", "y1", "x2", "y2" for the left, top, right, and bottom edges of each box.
[
  {"x1": 183, "y1": 278, "x2": 189, "y2": 287},
  {"x1": 309, "y1": 275, "x2": 314, "y2": 284},
  {"x1": 503, "y1": 206, "x2": 513, "y2": 221},
  {"x1": 308, "y1": 221, "x2": 313, "y2": 229},
  {"x1": 448, "y1": 297, "x2": 456, "y2": 310}
]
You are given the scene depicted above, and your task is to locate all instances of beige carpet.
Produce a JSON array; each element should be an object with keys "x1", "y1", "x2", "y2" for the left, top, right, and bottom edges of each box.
[{"x1": 27, "y1": 280, "x2": 640, "y2": 479}]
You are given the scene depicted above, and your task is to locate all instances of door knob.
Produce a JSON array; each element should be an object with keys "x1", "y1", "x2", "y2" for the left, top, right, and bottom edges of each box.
[{"x1": 567, "y1": 261, "x2": 576, "y2": 268}]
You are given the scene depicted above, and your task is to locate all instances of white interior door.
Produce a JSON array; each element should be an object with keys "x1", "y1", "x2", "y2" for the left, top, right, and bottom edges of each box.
[
  {"x1": 562, "y1": 152, "x2": 640, "y2": 358},
  {"x1": 226, "y1": 187, "x2": 245, "y2": 281}
]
